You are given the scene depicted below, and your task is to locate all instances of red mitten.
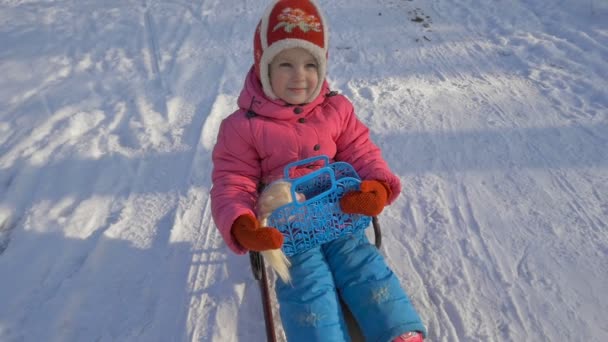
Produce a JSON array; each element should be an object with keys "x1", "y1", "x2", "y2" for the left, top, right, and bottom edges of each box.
[
  {"x1": 231, "y1": 214, "x2": 284, "y2": 251},
  {"x1": 340, "y1": 180, "x2": 391, "y2": 216}
]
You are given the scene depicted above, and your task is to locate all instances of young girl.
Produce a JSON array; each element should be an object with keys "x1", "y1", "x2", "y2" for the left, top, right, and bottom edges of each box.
[{"x1": 211, "y1": 1, "x2": 426, "y2": 341}]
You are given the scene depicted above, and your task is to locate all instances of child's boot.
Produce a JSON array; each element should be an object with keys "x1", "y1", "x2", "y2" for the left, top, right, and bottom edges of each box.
[{"x1": 392, "y1": 331, "x2": 424, "y2": 342}]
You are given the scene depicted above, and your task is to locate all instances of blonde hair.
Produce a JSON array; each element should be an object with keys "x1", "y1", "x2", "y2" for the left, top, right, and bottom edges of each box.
[{"x1": 256, "y1": 180, "x2": 301, "y2": 283}]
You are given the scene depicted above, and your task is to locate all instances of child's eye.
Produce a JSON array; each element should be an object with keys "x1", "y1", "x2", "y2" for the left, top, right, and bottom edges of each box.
[
  {"x1": 306, "y1": 63, "x2": 318, "y2": 69},
  {"x1": 279, "y1": 62, "x2": 292, "y2": 68}
]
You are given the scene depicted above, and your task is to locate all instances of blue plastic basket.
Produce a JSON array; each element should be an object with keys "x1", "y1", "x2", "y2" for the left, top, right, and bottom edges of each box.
[{"x1": 266, "y1": 155, "x2": 372, "y2": 256}]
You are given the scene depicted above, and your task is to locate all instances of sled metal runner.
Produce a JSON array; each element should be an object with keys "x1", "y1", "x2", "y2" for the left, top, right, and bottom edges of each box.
[
  {"x1": 250, "y1": 252, "x2": 278, "y2": 342},
  {"x1": 249, "y1": 217, "x2": 382, "y2": 342}
]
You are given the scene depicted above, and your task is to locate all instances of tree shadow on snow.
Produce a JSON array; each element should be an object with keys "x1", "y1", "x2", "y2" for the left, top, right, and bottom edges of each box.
[
  {"x1": 0, "y1": 222, "x2": 268, "y2": 341},
  {"x1": 377, "y1": 122, "x2": 608, "y2": 175}
]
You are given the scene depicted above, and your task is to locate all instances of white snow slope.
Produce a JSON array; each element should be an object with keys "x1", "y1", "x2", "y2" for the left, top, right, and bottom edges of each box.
[{"x1": 1, "y1": 0, "x2": 607, "y2": 341}]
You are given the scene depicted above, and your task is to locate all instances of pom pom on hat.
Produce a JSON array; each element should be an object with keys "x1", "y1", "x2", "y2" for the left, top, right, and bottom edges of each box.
[{"x1": 254, "y1": 0, "x2": 329, "y2": 101}]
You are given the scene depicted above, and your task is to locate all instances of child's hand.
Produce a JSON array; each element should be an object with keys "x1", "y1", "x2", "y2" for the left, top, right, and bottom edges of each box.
[
  {"x1": 340, "y1": 180, "x2": 391, "y2": 216},
  {"x1": 231, "y1": 214, "x2": 284, "y2": 251}
]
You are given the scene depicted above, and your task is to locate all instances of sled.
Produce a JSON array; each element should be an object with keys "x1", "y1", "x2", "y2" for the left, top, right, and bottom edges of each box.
[
  {"x1": 249, "y1": 217, "x2": 381, "y2": 342},
  {"x1": 249, "y1": 156, "x2": 383, "y2": 341}
]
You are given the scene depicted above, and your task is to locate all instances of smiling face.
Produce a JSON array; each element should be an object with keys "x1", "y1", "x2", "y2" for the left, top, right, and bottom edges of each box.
[{"x1": 269, "y1": 48, "x2": 320, "y2": 105}]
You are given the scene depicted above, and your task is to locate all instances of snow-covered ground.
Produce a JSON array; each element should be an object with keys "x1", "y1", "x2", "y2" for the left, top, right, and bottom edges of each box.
[{"x1": 1, "y1": 0, "x2": 607, "y2": 341}]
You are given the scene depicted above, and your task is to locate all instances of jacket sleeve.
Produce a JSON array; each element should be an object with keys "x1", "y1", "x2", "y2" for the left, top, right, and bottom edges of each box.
[
  {"x1": 334, "y1": 98, "x2": 402, "y2": 204},
  {"x1": 210, "y1": 115, "x2": 261, "y2": 254}
]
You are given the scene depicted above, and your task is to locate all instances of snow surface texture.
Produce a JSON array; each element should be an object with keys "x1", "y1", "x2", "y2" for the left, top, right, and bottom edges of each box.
[{"x1": 1, "y1": 0, "x2": 607, "y2": 341}]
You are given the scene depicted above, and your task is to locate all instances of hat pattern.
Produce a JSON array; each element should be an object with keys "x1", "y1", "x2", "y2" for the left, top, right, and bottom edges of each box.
[
  {"x1": 254, "y1": 0, "x2": 328, "y2": 102},
  {"x1": 273, "y1": 8, "x2": 322, "y2": 33}
]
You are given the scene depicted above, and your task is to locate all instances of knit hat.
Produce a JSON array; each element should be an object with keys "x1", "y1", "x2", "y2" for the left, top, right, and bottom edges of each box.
[{"x1": 254, "y1": 0, "x2": 329, "y2": 102}]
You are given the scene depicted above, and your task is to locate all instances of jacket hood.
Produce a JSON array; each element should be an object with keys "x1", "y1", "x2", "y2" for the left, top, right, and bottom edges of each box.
[{"x1": 237, "y1": 66, "x2": 330, "y2": 120}]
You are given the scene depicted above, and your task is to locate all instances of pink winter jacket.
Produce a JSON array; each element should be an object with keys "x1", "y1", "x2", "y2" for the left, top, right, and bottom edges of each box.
[{"x1": 211, "y1": 68, "x2": 401, "y2": 254}]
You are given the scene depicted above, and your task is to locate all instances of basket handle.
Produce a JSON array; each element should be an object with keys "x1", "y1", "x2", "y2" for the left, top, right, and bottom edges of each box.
[
  {"x1": 289, "y1": 166, "x2": 337, "y2": 206},
  {"x1": 283, "y1": 155, "x2": 330, "y2": 180}
]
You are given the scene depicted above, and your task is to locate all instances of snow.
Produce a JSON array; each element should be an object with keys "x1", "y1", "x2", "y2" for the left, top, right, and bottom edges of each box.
[{"x1": 1, "y1": 0, "x2": 607, "y2": 341}]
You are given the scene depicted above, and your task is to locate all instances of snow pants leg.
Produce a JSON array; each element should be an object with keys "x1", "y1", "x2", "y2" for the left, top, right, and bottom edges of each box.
[
  {"x1": 275, "y1": 245, "x2": 351, "y2": 342},
  {"x1": 275, "y1": 231, "x2": 426, "y2": 342},
  {"x1": 324, "y1": 231, "x2": 426, "y2": 342}
]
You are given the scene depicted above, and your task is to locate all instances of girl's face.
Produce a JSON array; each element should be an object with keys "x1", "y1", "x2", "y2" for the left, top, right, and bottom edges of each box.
[{"x1": 269, "y1": 48, "x2": 319, "y2": 105}]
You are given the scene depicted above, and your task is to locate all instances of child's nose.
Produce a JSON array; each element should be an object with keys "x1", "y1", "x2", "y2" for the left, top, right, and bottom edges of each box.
[{"x1": 293, "y1": 66, "x2": 306, "y2": 78}]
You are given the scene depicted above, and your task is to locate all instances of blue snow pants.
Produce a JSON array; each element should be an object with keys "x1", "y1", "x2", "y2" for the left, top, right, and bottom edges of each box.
[{"x1": 275, "y1": 230, "x2": 426, "y2": 342}]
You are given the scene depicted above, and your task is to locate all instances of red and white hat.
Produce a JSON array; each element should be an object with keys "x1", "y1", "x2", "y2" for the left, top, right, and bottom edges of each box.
[{"x1": 253, "y1": 0, "x2": 329, "y2": 101}]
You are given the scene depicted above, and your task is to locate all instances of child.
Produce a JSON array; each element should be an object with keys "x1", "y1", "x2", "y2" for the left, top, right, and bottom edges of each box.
[{"x1": 210, "y1": 0, "x2": 426, "y2": 341}]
